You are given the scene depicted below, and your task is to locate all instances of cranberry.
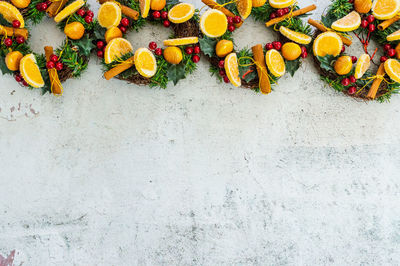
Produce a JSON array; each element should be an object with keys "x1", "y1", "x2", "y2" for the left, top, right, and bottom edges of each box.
[
  {"x1": 218, "y1": 60, "x2": 225, "y2": 68},
  {"x1": 153, "y1": 11, "x2": 160, "y2": 19},
  {"x1": 12, "y1": 20, "x2": 20, "y2": 28},
  {"x1": 276, "y1": 9, "x2": 285, "y2": 17},
  {"x1": 361, "y1": 20, "x2": 368, "y2": 28},
  {"x1": 219, "y1": 69, "x2": 225, "y2": 76},
  {"x1": 351, "y1": 56, "x2": 357, "y2": 63},
  {"x1": 15, "y1": 36, "x2": 25, "y2": 44},
  {"x1": 36, "y1": 3, "x2": 42, "y2": 10},
  {"x1": 272, "y1": 41, "x2": 282, "y2": 50},
  {"x1": 192, "y1": 55, "x2": 200, "y2": 63},
  {"x1": 301, "y1": 46, "x2": 307, "y2": 54},
  {"x1": 86, "y1": 10, "x2": 94, "y2": 17},
  {"x1": 380, "y1": 56, "x2": 388, "y2": 62},
  {"x1": 282, "y1": 7, "x2": 289, "y2": 14},
  {"x1": 223, "y1": 75, "x2": 229, "y2": 83},
  {"x1": 269, "y1": 12, "x2": 277, "y2": 19},
  {"x1": 148, "y1": 41, "x2": 157, "y2": 50},
  {"x1": 46, "y1": 61, "x2": 55, "y2": 69},
  {"x1": 84, "y1": 15, "x2": 93, "y2": 24},
  {"x1": 194, "y1": 46, "x2": 201, "y2": 54},
  {"x1": 55, "y1": 62, "x2": 63, "y2": 71},
  {"x1": 228, "y1": 25, "x2": 235, "y2": 32},
  {"x1": 97, "y1": 50, "x2": 104, "y2": 58},
  {"x1": 77, "y1": 8, "x2": 85, "y2": 17},
  {"x1": 161, "y1": 11, "x2": 168, "y2": 19},
  {"x1": 22, "y1": 80, "x2": 29, "y2": 86},
  {"x1": 367, "y1": 14, "x2": 375, "y2": 23},
  {"x1": 368, "y1": 24, "x2": 375, "y2": 32},
  {"x1": 227, "y1": 16, "x2": 234, "y2": 24},
  {"x1": 348, "y1": 86, "x2": 356, "y2": 95},
  {"x1": 155, "y1": 48, "x2": 162, "y2": 56},
  {"x1": 348, "y1": 0, "x2": 354, "y2": 3},
  {"x1": 121, "y1": 17, "x2": 130, "y2": 27},
  {"x1": 265, "y1": 43, "x2": 273, "y2": 50},
  {"x1": 388, "y1": 48, "x2": 396, "y2": 57},
  {"x1": 349, "y1": 75, "x2": 356, "y2": 83},
  {"x1": 119, "y1": 26, "x2": 127, "y2": 33},
  {"x1": 163, "y1": 20, "x2": 170, "y2": 27},
  {"x1": 185, "y1": 47, "x2": 193, "y2": 54},
  {"x1": 15, "y1": 74, "x2": 22, "y2": 82},
  {"x1": 96, "y1": 41, "x2": 105, "y2": 50},
  {"x1": 4, "y1": 38, "x2": 12, "y2": 47},
  {"x1": 341, "y1": 77, "x2": 350, "y2": 86},
  {"x1": 341, "y1": 46, "x2": 345, "y2": 53},
  {"x1": 39, "y1": 2, "x2": 47, "y2": 11},
  {"x1": 384, "y1": 44, "x2": 392, "y2": 51},
  {"x1": 301, "y1": 51, "x2": 308, "y2": 58},
  {"x1": 233, "y1": 16, "x2": 241, "y2": 24}
]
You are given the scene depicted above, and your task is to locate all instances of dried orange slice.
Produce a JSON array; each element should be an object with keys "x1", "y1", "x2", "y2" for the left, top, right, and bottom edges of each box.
[
  {"x1": 167, "y1": 3, "x2": 195, "y2": 24},
  {"x1": 384, "y1": 59, "x2": 400, "y2": 83},
  {"x1": 163, "y1": 37, "x2": 198, "y2": 46},
  {"x1": 0, "y1": 1, "x2": 24, "y2": 28},
  {"x1": 236, "y1": 0, "x2": 252, "y2": 19},
  {"x1": 331, "y1": 11, "x2": 361, "y2": 32},
  {"x1": 265, "y1": 49, "x2": 285, "y2": 77},
  {"x1": 354, "y1": 54, "x2": 371, "y2": 79},
  {"x1": 200, "y1": 9, "x2": 228, "y2": 38},
  {"x1": 279, "y1": 26, "x2": 312, "y2": 45},
  {"x1": 269, "y1": 0, "x2": 295, "y2": 8},
  {"x1": 134, "y1": 48, "x2": 157, "y2": 78},
  {"x1": 252, "y1": 0, "x2": 266, "y2": 7},
  {"x1": 19, "y1": 54, "x2": 44, "y2": 88},
  {"x1": 372, "y1": 0, "x2": 400, "y2": 20},
  {"x1": 104, "y1": 37, "x2": 133, "y2": 64},
  {"x1": 139, "y1": 0, "x2": 151, "y2": 18},
  {"x1": 98, "y1": 2, "x2": 121, "y2": 29},
  {"x1": 387, "y1": 29, "x2": 400, "y2": 41},
  {"x1": 54, "y1": 0, "x2": 85, "y2": 23},
  {"x1": 313, "y1": 32, "x2": 343, "y2": 57},
  {"x1": 224, "y1": 53, "x2": 241, "y2": 87}
]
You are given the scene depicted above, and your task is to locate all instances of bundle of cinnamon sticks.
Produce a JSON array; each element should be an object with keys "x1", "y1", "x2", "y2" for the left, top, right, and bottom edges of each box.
[
  {"x1": 266, "y1": 4, "x2": 316, "y2": 27},
  {"x1": 252, "y1": 44, "x2": 271, "y2": 94},
  {"x1": 44, "y1": 46, "x2": 63, "y2": 95}
]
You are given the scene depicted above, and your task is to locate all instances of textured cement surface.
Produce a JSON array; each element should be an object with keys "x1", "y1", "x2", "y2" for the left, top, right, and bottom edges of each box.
[{"x1": 1, "y1": 0, "x2": 400, "y2": 265}]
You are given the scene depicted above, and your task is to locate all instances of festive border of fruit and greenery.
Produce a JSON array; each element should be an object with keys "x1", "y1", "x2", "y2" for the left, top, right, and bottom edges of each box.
[
  {"x1": 98, "y1": 0, "x2": 200, "y2": 89},
  {"x1": 314, "y1": 0, "x2": 400, "y2": 102},
  {"x1": 200, "y1": 0, "x2": 312, "y2": 92},
  {"x1": 0, "y1": 0, "x2": 97, "y2": 94}
]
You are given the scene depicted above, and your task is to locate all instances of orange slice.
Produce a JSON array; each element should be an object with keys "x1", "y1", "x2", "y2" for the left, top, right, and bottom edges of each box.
[
  {"x1": 354, "y1": 54, "x2": 371, "y2": 79},
  {"x1": 134, "y1": 48, "x2": 157, "y2": 78},
  {"x1": 269, "y1": 0, "x2": 295, "y2": 8},
  {"x1": 331, "y1": 11, "x2": 361, "y2": 32},
  {"x1": 224, "y1": 53, "x2": 241, "y2": 87},
  {"x1": 313, "y1": 31, "x2": 343, "y2": 57},
  {"x1": 0, "y1": 1, "x2": 24, "y2": 28},
  {"x1": 97, "y1": 2, "x2": 121, "y2": 29},
  {"x1": 163, "y1": 37, "x2": 198, "y2": 46},
  {"x1": 139, "y1": 0, "x2": 151, "y2": 18},
  {"x1": 384, "y1": 59, "x2": 400, "y2": 83},
  {"x1": 236, "y1": 0, "x2": 252, "y2": 19},
  {"x1": 104, "y1": 37, "x2": 133, "y2": 64},
  {"x1": 372, "y1": 0, "x2": 400, "y2": 20},
  {"x1": 168, "y1": 3, "x2": 195, "y2": 24},
  {"x1": 279, "y1": 26, "x2": 312, "y2": 45},
  {"x1": 265, "y1": 49, "x2": 285, "y2": 77},
  {"x1": 19, "y1": 54, "x2": 44, "y2": 88},
  {"x1": 200, "y1": 9, "x2": 228, "y2": 38},
  {"x1": 387, "y1": 29, "x2": 400, "y2": 41}
]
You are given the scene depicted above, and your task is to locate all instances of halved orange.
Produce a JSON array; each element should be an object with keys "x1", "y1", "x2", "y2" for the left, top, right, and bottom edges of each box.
[
  {"x1": 279, "y1": 26, "x2": 312, "y2": 45},
  {"x1": 224, "y1": 53, "x2": 241, "y2": 87},
  {"x1": 265, "y1": 49, "x2": 285, "y2": 77},
  {"x1": 384, "y1": 59, "x2": 400, "y2": 83},
  {"x1": 168, "y1": 3, "x2": 195, "y2": 24},
  {"x1": 387, "y1": 29, "x2": 400, "y2": 41},
  {"x1": 313, "y1": 32, "x2": 343, "y2": 57},
  {"x1": 372, "y1": 0, "x2": 400, "y2": 20},
  {"x1": 98, "y1": 2, "x2": 121, "y2": 29},
  {"x1": 163, "y1": 37, "x2": 198, "y2": 46},
  {"x1": 200, "y1": 9, "x2": 228, "y2": 38},
  {"x1": 269, "y1": 0, "x2": 295, "y2": 8},
  {"x1": 354, "y1": 54, "x2": 371, "y2": 79},
  {"x1": 139, "y1": 0, "x2": 151, "y2": 18},
  {"x1": 331, "y1": 11, "x2": 361, "y2": 32},
  {"x1": 54, "y1": 0, "x2": 85, "y2": 23},
  {"x1": 19, "y1": 54, "x2": 44, "y2": 88},
  {"x1": 134, "y1": 48, "x2": 157, "y2": 78},
  {"x1": 104, "y1": 37, "x2": 133, "y2": 64},
  {"x1": 0, "y1": 1, "x2": 24, "y2": 28},
  {"x1": 236, "y1": 0, "x2": 252, "y2": 19}
]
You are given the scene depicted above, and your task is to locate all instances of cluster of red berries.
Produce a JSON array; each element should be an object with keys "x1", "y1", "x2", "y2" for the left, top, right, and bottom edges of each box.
[
  {"x1": 217, "y1": 60, "x2": 229, "y2": 83},
  {"x1": 118, "y1": 17, "x2": 130, "y2": 34},
  {"x1": 269, "y1": 7, "x2": 290, "y2": 19},
  {"x1": 380, "y1": 43, "x2": 398, "y2": 63},
  {"x1": 46, "y1": 54, "x2": 64, "y2": 71},
  {"x1": 36, "y1": 0, "x2": 52, "y2": 11},
  {"x1": 14, "y1": 73, "x2": 28, "y2": 87},
  {"x1": 341, "y1": 75, "x2": 358, "y2": 94},
  {"x1": 76, "y1": 8, "x2": 95, "y2": 24},
  {"x1": 227, "y1": 16, "x2": 242, "y2": 32},
  {"x1": 148, "y1": 42, "x2": 201, "y2": 63},
  {"x1": 2, "y1": 20, "x2": 26, "y2": 46},
  {"x1": 148, "y1": 41, "x2": 163, "y2": 56},
  {"x1": 96, "y1": 40, "x2": 106, "y2": 58},
  {"x1": 265, "y1": 41, "x2": 308, "y2": 58},
  {"x1": 152, "y1": 10, "x2": 171, "y2": 28},
  {"x1": 360, "y1": 14, "x2": 376, "y2": 32}
]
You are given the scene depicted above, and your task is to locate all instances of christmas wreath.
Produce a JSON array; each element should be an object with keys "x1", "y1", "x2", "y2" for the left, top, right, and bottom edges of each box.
[
  {"x1": 311, "y1": 0, "x2": 400, "y2": 102},
  {"x1": 0, "y1": 0, "x2": 97, "y2": 94},
  {"x1": 198, "y1": 0, "x2": 314, "y2": 94},
  {"x1": 98, "y1": 0, "x2": 200, "y2": 88}
]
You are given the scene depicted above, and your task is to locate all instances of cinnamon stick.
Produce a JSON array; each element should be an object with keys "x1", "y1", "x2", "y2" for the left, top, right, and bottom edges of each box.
[
  {"x1": 46, "y1": 0, "x2": 68, "y2": 17},
  {"x1": 0, "y1": 26, "x2": 28, "y2": 39},
  {"x1": 308, "y1": 18, "x2": 352, "y2": 46},
  {"x1": 98, "y1": 0, "x2": 139, "y2": 20},
  {"x1": 104, "y1": 56, "x2": 135, "y2": 80},
  {"x1": 366, "y1": 63, "x2": 385, "y2": 99},
  {"x1": 378, "y1": 16, "x2": 400, "y2": 31},
  {"x1": 266, "y1": 4, "x2": 316, "y2": 27},
  {"x1": 44, "y1": 46, "x2": 63, "y2": 95},
  {"x1": 201, "y1": 0, "x2": 243, "y2": 28},
  {"x1": 251, "y1": 44, "x2": 271, "y2": 94}
]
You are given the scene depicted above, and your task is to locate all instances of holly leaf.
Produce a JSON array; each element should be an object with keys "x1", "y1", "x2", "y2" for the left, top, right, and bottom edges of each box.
[
  {"x1": 286, "y1": 59, "x2": 301, "y2": 77},
  {"x1": 167, "y1": 64, "x2": 186, "y2": 85},
  {"x1": 199, "y1": 37, "x2": 217, "y2": 57},
  {"x1": 0, "y1": 57, "x2": 12, "y2": 75},
  {"x1": 93, "y1": 22, "x2": 106, "y2": 40},
  {"x1": 71, "y1": 36, "x2": 95, "y2": 57},
  {"x1": 318, "y1": 55, "x2": 336, "y2": 72}
]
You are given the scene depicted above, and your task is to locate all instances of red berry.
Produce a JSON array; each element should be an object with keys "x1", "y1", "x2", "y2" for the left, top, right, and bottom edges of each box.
[
  {"x1": 96, "y1": 41, "x2": 105, "y2": 50},
  {"x1": 349, "y1": 75, "x2": 356, "y2": 83},
  {"x1": 153, "y1": 11, "x2": 160, "y2": 19},
  {"x1": 384, "y1": 44, "x2": 392, "y2": 51},
  {"x1": 269, "y1": 12, "x2": 277, "y2": 19},
  {"x1": 388, "y1": 48, "x2": 396, "y2": 57},
  {"x1": 348, "y1": 0, "x2": 354, "y2": 3},
  {"x1": 85, "y1": 15, "x2": 93, "y2": 23},
  {"x1": 46, "y1": 61, "x2": 55, "y2": 69},
  {"x1": 265, "y1": 43, "x2": 273, "y2": 50},
  {"x1": 4, "y1": 38, "x2": 12, "y2": 47},
  {"x1": 348, "y1": 86, "x2": 356, "y2": 95},
  {"x1": 55, "y1": 62, "x2": 63, "y2": 71},
  {"x1": 86, "y1": 10, "x2": 94, "y2": 17},
  {"x1": 39, "y1": 2, "x2": 47, "y2": 11},
  {"x1": 223, "y1": 75, "x2": 229, "y2": 83},
  {"x1": 15, "y1": 74, "x2": 22, "y2": 82},
  {"x1": 161, "y1": 11, "x2": 168, "y2": 19},
  {"x1": 12, "y1": 20, "x2": 20, "y2": 28},
  {"x1": 149, "y1": 41, "x2": 157, "y2": 50},
  {"x1": 361, "y1": 20, "x2": 368, "y2": 28},
  {"x1": 121, "y1": 17, "x2": 130, "y2": 27},
  {"x1": 218, "y1": 60, "x2": 225, "y2": 68},
  {"x1": 368, "y1": 24, "x2": 375, "y2": 32},
  {"x1": 219, "y1": 69, "x2": 225, "y2": 76},
  {"x1": 233, "y1": 16, "x2": 241, "y2": 24},
  {"x1": 77, "y1": 8, "x2": 85, "y2": 17},
  {"x1": 16, "y1": 36, "x2": 25, "y2": 44},
  {"x1": 192, "y1": 55, "x2": 200, "y2": 63},
  {"x1": 367, "y1": 14, "x2": 375, "y2": 23},
  {"x1": 276, "y1": 9, "x2": 285, "y2": 17},
  {"x1": 50, "y1": 54, "x2": 58, "y2": 62},
  {"x1": 341, "y1": 77, "x2": 350, "y2": 86},
  {"x1": 227, "y1": 16, "x2": 234, "y2": 24},
  {"x1": 301, "y1": 51, "x2": 308, "y2": 58},
  {"x1": 341, "y1": 45, "x2": 345, "y2": 53},
  {"x1": 351, "y1": 56, "x2": 357, "y2": 63},
  {"x1": 119, "y1": 26, "x2": 127, "y2": 33},
  {"x1": 185, "y1": 46, "x2": 193, "y2": 54},
  {"x1": 380, "y1": 56, "x2": 388, "y2": 62},
  {"x1": 272, "y1": 41, "x2": 282, "y2": 50},
  {"x1": 228, "y1": 25, "x2": 235, "y2": 32},
  {"x1": 36, "y1": 3, "x2": 42, "y2": 10},
  {"x1": 282, "y1": 7, "x2": 289, "y2": 14},
  {"x1": 163, "y1": 20, "x2": 170, "y2": 27},
  {"x1": 97, "y1": 50, "x2": 104, "y2": 58},
  {"x1": 194, "y1": 46, "x2": 200, "y2": 54},
  {"x1": 155, "y1": 48, "x2": 162, "y2": 56},
  {"x1": 301, "y1": 46, "x2": 307, "y2": 54},
  {"x1": 22, "y1": 80, "x2": 28, "y2": 86},
  {"x1": 45, "y1": 1, "x2": 51, "y2": 7}
]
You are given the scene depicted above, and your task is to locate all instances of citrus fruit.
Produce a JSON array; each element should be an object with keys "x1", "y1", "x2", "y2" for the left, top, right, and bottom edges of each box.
[
  {"x1": 104, "y1": 37, "x2": 133, "y2": 64},
  {"x1": 279, "y1": 26, "x2": 312, "y2": 45},
  {"x1": 252, "y1": 0, "x2": 266, "y2": 7},
  {"x1": 98, "y1": 2, "x2": 121, "y2": 29},
  {"x1": 163, "y1": 47, "x2": 183, "y2": 64},
  {"x1": 11, "y1": 0, "x2": 30, "y2": 9},
  {"x1": 216, "y1": 40, "x2": 234, "y2": 58},
  {"x1": 281, "y1": 42, "x2": 301, "y2": 61},
  {"x1": 64, "y1": 22, "x2": 85, "y2": 40},
  {"x1": 200, "y1": 9, "x2": 228, "y2": 38},
  {"x1": 265, "y1": 49, "x2": 285, "y2": 77},
  {"x1": 331, "y1": 11, "x2": 361, "y2": 32},
  {"x1": 54, "y1": 0, "x2": 85, "y2": 23},
  {"x1": 168, "y1": 3, "x2": 195, "y2": 24},
  {"x1": 354, "y1": 54, "x2": 371, "y2": 79},
  {"x1": 139, "y1": 0, "x2": 151, "y2": 18},
  {"x1": 334, "y1": 56, "x2": 353, "y2": 75},
  {"x1": 163, "y1": 37, "x2": 198, "y2": 46},
  {"x1": 236, "y1": 0, "x2": 252, "y2": 19},
  {"x1": 396, "y1": 43, "x2": 400, "y2": 59},
  {"x1": 5, "y1": 51, "x2": 23, "y2": 71},
  {"x1": 387, "y1": 29, "x2": 400, "y2": 41},
  {"x1": 0, "y1": 1, "x2": 24, "y2": 28},
  {"x1": 150, "y1": 0, "x2": 166, "y2": 11},
  {"x1": 105, "y1": 26, "x2": 122, "y2": 43},
  {"x1": 313, "y1": 31, "x2": 343, "y2": 57},
  {"x1": 134, "y1": 48, "x2": 157, "y2": 78},
  {"x1": 224, "y1": 53, "x2": 241, "y2": 87},
  {"x1": 384, "y1": 59, "x2": 400, "y2": 83},
  {"x1": 19, "y1": 54, "x2": 44, "y2": 88},
  {"x1": 269, "y1": 0, "x2": 295, "y2": 8},
  {"x1": 372, "y1": 0, "x2": 400, "y2": 20},
  {"x1": 354, "y1": 0, "x2": 372, "y2": 13}
]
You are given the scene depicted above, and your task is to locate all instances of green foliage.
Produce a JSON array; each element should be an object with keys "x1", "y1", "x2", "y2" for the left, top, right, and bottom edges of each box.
[
  {"x1": 321, "y1": 0, "x2": 353, "y2": 27},
  {"x1": 209, "y1": 65, "x2": 223, "y2": 82},
  {"x1": 56, "y1": 42, "x2": 88, "y2": 77},
  {"x1": 70, "y1": 35, "x2": 95, "y2": 56},
  {"x1": 285, "y1": 58, "x2": 301, "y2": 77},
  {"x1": 167, "y1": 64, "x2": 185, "y2": 85},
  {"x1": 199, "y1": 37, "x2": 217, "y2": 57},
  {"x1": 317, "y1": 55, "x2": 337, "y2": 73},
  {"x1": 25, "y1": 0, "x2": 46, "y2": 24},
  {"x1": 237, "y1": 48, "x2": 257, "y2": 83}
]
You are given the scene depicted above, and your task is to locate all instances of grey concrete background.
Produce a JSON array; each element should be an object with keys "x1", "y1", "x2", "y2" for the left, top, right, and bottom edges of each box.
[{"x1": 1, "y1": 0, "x2": 400, "y2": 265}]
